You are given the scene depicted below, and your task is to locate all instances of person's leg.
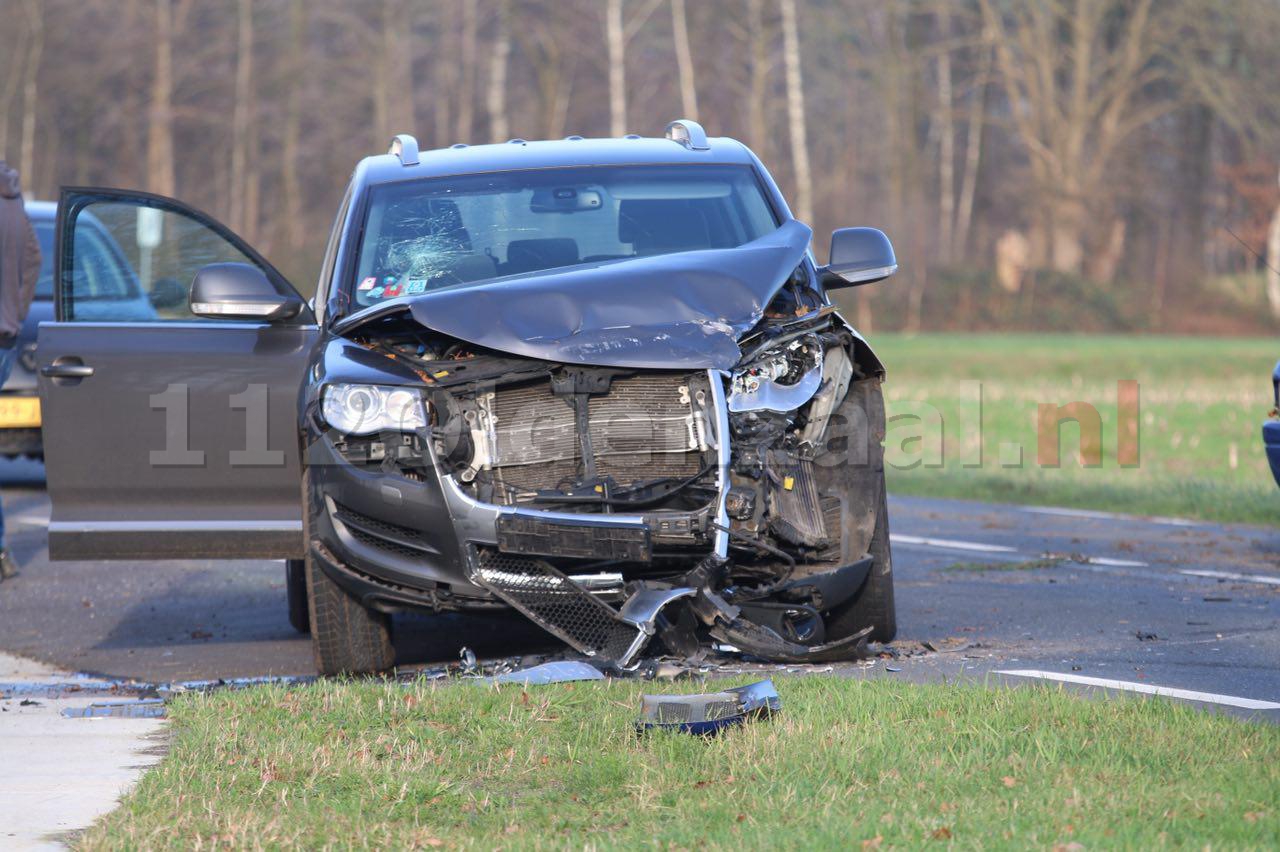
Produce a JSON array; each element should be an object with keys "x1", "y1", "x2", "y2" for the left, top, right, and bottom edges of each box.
[{"x1": 0, "y1": 345, "x2": 17, "y2": 580}]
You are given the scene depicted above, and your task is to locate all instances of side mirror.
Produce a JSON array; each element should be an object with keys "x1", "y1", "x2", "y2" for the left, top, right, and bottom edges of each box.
[
  {"x1": 189, "y1": 262, "x2": 303, "y2": 322},
  {"x1": 149, "y1": 276, "x2": 187, "y2": 310},
  {"x1": 818, "y1": 227, "x2": 897, "y2": 288}
]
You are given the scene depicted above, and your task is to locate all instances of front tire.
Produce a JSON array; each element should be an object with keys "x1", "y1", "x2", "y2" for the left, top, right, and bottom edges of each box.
[
  {"x1": 305, "y1": 553, "x2": 395, "y2": 675},
  {"x1": 824, "y1": 487, "x2": 896, "y2": 642},
  {"x1": 816, "y1": 376, "x2": 897, "y2": 643},
  {"x1": 285, "y1": 559, "x2": 310, "y2": 634},
  {"x1": 301, "y1": 468, "x2": 394, "y2": 675}
]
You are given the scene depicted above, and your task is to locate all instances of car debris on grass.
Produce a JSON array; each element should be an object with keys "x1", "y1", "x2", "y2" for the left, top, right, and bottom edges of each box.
[{"x1": 636, "y1": 678, "x2": 780, "y2": 735}]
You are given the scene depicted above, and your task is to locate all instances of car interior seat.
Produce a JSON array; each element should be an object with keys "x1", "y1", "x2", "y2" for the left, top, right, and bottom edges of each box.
[
  {"x1": 617, "y1": 199, "x2": 713, "y2": 256},
  {"x1": 501, "y1": 238, "x2": 581, "y2": 276}
]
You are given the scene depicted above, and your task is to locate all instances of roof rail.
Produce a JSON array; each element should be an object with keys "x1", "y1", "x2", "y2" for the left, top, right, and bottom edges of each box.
[
  {"x1": 388, "y1": 134, "x2": 420, "y2": 166},
  {"x1": 665, "y1": 119, "x2": 709, "y2": 151}
]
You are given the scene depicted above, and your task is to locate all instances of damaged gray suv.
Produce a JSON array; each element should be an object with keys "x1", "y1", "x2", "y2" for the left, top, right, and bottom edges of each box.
[{"x1": 38, "y1": 120, "x2": 897, "y2": 674}]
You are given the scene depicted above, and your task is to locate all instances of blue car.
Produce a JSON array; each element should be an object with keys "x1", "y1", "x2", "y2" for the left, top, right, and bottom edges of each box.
[
  {"x1": 0, "y1": 201, "x2": 162, "y2": 457},
  {"x1": 1265, "y1": 361, "x2": 1280, "y2": 487}
]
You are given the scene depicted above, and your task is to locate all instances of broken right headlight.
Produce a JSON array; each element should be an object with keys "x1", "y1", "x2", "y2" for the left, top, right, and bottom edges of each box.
[{"x1": 322, "y1": 383, "x2": 427, "y2": 435}]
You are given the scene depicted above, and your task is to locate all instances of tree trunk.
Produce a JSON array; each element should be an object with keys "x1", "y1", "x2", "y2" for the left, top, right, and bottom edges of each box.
[
  {"x1": 458, "y1": 0, "x2": 478, "y2": 142},
  {"x1": 953, "y1": 45, "x2": 990, "y2": 263},
  {"x1": 281, "y1": 0, "x2": 306, "y2": 252},
  {"x1": 0, "y1": 16, "x2": 25, "y2": 163},
  {"x1": 147, "y1": 0, "x2": 176, "y2": 198},
  {"x1": 1267, "y1": 168, "x2": 1280, "y2": 319},
  {"x1": 230, "y1": 0, "x2": 254, "y2": 235},
  {"x1": 746, "y1": 0, "x2": 769, "y2": 160},
  {"x1": 19, "y1": 0, "x2": 43, "y2": 198},
  {"x1": 779, "y1": 0, "x2": 812, "y2": 223},
  {"x1": 606, "y1": 0, "x2": 626, "y2": 136},
  {"x1": 935, "y1": 6, "x2": 954, "y2": 265},
  {"x1": 1050, "y1": 194, "x2": 1086, "y2": 274},
  {"x1": 374, "y1": 0, "x2": 415, "y2": 147},
  {"x1": 670, "y1": 0, "x2": 698, "y2": 119},
  {"x1": 486, "y1": 0, "x2": 511, "y2": 142}
]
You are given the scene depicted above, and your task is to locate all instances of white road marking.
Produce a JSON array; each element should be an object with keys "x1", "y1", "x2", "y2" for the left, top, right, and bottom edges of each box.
[
  {"x1": 996, "y1": 669, "x2": 1280, "y2": 710},
  {"x1": 1085, "y1": 556, "x2": 1149, "y2": 568},
  {"x1": 1023, "y1": 506, "x2": 1199, "y2": 527},
  {"x1": 1147, "y1": 516, "x2": 1200, "y2": 527},
  {"x1": 1023, "y1": 507, "x2": 1119, "y2": 521},
  {"x1": 10, "y1": 512, "x2": 49, "y2": 528},
  {"x1": 890, "y1": 534, "x2": 1017, "y2": 553},
  {"x1": 1179, "y1": 569, "x2": 1280, "y2": 587}
]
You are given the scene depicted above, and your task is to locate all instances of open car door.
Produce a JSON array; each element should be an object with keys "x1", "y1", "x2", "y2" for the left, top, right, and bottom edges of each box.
[{"x1": 37, "y1": 188, "x2": 319, "y2": 560}]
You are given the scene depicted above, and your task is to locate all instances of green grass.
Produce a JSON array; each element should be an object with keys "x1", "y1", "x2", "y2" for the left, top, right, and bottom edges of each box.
[
  {"x1": 82, "y1": 677, "x2": 1280, "y2": 849},
  {"x1": 875, "y1": 333, "x2": 1279, "y2": 525}
]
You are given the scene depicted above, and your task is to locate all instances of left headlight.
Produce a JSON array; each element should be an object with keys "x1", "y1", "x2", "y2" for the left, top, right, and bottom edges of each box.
[{"x1": 322, "y1": 383, "x2": 427, "y2": 435}]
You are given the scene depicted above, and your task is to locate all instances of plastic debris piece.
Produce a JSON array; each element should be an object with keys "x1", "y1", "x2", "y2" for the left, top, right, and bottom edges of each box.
[
  {"x1": 61, "y1": 699, "x2": 166, "y2": 719},
  {"x1": 459, "y1": 646, "x2": 479, "y2": 674},
  {"x1": 636, "y1": 678, "x2": 780, "y2": 736},
  {"x1": 480, "y1": 660, "x2": 605, "y2": 686}
]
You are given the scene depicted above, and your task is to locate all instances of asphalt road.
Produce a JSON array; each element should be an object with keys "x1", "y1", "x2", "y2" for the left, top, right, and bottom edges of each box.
[{"x1": 2, "y1": 460, "x2": 1277, "y2": 717}]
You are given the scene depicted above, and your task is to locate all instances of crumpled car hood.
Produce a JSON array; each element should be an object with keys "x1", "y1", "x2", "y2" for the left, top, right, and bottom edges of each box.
[{"x1": 337, "y1": 219, "x2": 813, "y2": 370}]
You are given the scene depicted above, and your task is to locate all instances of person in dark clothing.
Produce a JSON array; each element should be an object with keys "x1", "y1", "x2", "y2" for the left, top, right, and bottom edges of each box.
[{"x1": 0, "y1": 161, "x2": 40, "y2": 581}]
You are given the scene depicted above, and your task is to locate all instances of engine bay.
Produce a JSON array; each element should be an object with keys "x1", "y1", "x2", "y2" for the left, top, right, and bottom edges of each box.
[{"x1": 336, "y1": 279, "x2": 886, "y2": 667}]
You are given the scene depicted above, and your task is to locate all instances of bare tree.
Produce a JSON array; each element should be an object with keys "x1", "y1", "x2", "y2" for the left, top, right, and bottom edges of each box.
[
  {"x1": 953, "y1": 41, "x2": 990, "y2": 262},
  {"x1": 458, "y1": 0, "x2": 478, "y2": 142},
  {"x1": 670, "y1": 0, "x2": 698, "y2": 119},
  {"x1": 935, "y1": 5, "x2": 954, "y2": 264},
  {"x1": 373, "y1": 0, "x2": 415, "y2": 146},
  {"x1": 229, "y1": 0, "x2": 256, "y2": 237},
  {"x1": 604, "y1": 0, "x2": 662, "y2": 137},
  {"x1": 606, "y1": 0, "x2": 626, "y2": 136},
  {"x1": 519, "y1": 2, "x2": 580, "y2": 139},
  {"x1": 487, "y1": 0, "x2": 512, "y2": 142},
  {"x1": 147, "y1": 0, "x2": 176, "y2": 197},
  {"x1": 779, "y1": 0, "x2": 812, "y2": 223},
  {"x1": 281, "y1": 0, "x2": 307, "y2": 252},
  {"x1": 978, "y1": 0, "x2": 1177, "y2": 274},
  {"x1": 1268, "y1": 166, "x2": 1280, "y2": 317},
  {"x1": 19, "y1": 0, "x2": 43, "y2": 196},
  {"x1": 0, "y1": 9, "x2": 26, "y2": 161},
  {"x1": 745, "y1": 0, "x2": 772, "y2": 160}
]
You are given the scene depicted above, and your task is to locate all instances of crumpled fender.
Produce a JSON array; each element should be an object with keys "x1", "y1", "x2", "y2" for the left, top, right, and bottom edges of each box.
[{"x1": 338, "y1": 220, "x2": 813, "y2": 370}]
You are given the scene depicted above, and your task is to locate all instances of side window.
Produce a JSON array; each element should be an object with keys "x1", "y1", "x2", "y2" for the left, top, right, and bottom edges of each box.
[
  {"x1": 64, "y1": 200, "x2": 271, "y2": 323},
  {"x1": 32, "y1": 220, "x2": 55, "y2": 299}
]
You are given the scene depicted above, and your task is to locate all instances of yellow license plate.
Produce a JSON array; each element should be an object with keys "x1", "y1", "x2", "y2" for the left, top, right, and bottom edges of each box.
[{"x1": 0, "y1": 397, "x2": 41, "y2": 428}]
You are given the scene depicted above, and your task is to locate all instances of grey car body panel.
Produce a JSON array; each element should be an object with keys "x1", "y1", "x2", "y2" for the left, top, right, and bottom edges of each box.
[
  {"x1": 39, "y1": 189, "x2": 317, "y2": 560},
  {"x1": 334, "y1": 219, "x2": 813, "y2": 370},
  {"x1": 39, "y1": 321, "x2": 317, "y2": 560}
]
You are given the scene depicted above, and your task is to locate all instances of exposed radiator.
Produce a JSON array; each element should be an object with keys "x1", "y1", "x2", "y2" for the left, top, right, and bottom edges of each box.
[{"x1": 483, "y1": 373, "x2": 710, "y2": 499}]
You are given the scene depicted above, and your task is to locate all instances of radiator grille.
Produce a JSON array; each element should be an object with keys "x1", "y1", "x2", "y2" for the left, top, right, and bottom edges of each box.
[
  {"x1": 468, "y1": 549, "x2": 643, "y2": 661},
  {"x1": 487, "y1": 373, "x2": 708, "y2": 500}
]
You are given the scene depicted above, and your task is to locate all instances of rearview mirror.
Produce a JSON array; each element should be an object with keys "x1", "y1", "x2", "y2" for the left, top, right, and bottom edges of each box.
[
  {"x1": 818, "y1": 227, "x2": 897, "y2": 288},
  {"x1": 189, "y1": 262, "x2": 303, "y2": 322}
]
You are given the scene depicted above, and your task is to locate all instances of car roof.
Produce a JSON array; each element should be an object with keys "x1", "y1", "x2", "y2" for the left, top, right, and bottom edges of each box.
[
  {"x1": 23, "y1": 200, "x2": 56, "y2": 220},
  {"x1": 355, "y1": 134, "x2": 758, "y2": 186}
]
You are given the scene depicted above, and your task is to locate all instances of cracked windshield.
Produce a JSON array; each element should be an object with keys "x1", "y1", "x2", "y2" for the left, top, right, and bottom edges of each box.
[{"x1": 350, "y1": 164, "x2": 778, "y2": 307}]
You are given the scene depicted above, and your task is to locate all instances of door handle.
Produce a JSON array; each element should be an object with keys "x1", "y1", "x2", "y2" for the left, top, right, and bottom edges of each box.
[{"x1": 41, "y1": 358, "x2": 94, "y2": 379}]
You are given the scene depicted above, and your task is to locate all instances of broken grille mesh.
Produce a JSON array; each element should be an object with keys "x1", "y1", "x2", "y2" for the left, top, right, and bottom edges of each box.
[{"x1": 468, "y1": 550, "x2": 641, "y2": 661}]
